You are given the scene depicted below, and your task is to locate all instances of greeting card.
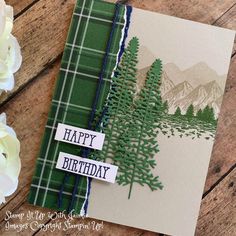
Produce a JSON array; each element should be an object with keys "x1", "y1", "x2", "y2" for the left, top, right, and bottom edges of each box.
[{"x1": 28, "y1": 0, "x2": 235, "y2": 235}]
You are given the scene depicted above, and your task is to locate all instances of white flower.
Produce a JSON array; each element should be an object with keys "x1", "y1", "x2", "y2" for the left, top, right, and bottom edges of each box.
[
  {"x1": 0, "y1": 113, "x2": 20, "y2": 204},
  {"x1": 0, "y1": 0, "x2": 13, "y2": 38},
  {"x1": 0, "y1": 0, "x2": 22, "y2": 94}
]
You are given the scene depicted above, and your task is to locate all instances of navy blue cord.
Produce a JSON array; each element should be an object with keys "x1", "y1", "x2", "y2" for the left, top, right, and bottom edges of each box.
[
  {"x1": 67, "y1": 3, "x2": 121, "y2": 213},
  {"x1": 83, "y1": 5, "x2": 132, "y2": 215},
  {"x1": 57, "y1": 107, "x2": 109, "y2": 208},
  {"x1": 58, "y1": 173, "x2": 69, "y2": 208},
  {"x1": 58, "y1": 3, "x2": 132, "y2": 212}
]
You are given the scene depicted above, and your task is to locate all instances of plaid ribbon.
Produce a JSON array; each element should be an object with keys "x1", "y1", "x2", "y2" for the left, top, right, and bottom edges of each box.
[{"x1": 28, "y1": 0, "x2": 127, "y2": 214}]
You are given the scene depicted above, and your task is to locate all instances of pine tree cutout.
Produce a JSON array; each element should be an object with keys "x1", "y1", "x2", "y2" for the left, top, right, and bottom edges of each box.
[
  {"x1": 91, "y1": 37, "x2": 139, "y2": 163},
  {"x1": 90, "y1": 38, "x2": 164, "y2": 199},
  {"x1": 115, "y1": 59, "x2": 164, "y2": 199}
]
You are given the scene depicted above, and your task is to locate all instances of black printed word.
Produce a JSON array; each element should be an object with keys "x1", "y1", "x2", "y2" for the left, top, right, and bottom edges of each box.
[
  {"x1": 63, "y1": 128, "x2": 96, "y2": 148},
  {"x1": 62, "y1": 156, "x2": 110, "y2": 180}
]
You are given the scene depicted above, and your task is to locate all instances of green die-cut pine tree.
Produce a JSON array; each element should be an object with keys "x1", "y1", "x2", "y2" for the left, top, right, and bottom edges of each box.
[
  {"x1": 91, "y1": 37, "x2": 139, "y2": 163},
  {"x1": 91, "y1": 37, "x2": 163, "y2": 199},
  {"x1": 115, "y1": 59, "x2": 164, "y2": 199}
]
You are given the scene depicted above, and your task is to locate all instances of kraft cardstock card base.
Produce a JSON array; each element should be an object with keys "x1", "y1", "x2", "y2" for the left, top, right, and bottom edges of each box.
[{"x1": 28, "y1": 0, "x2": 235, "y2": 236}]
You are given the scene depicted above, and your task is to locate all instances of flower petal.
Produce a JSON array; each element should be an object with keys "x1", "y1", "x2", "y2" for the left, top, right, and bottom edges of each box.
[
  {"x1": 0, "y1": 2, "x2": 13, "y2": 41},
  {"x1": 0, "y1": 191, "x2": 5, "y2": 205},
  {"x1": 5, "y1": 5, "x2": 13, "y2": 21},
  {"x1": 1, "y1": 135, "x2": 21, "y2": 179},
  {"x1": 0, "y1": 0, "x2": 6, "y2": 37},
  {"x1": 0, "y1": 152, "x2": 7, "y2": 172},
  {"x1": 0, "y1": 112, "x2": 20, "y2": 203},
  {"x1": 0, "y1": 59, "x2": 8, "y2": 75},
  {"x1": 8, "y1": 35, "x2": 22, "y2": 73},
  {"x1": 0, "y1": 173, "x2": 18, "y2": 196},
  {"x1": 0, "y1": 35, "x2": 22, "y2": 91},
  {"x1": 0, "y1": 112, "x2": 6, "y2": 124},
  {"x1": 0, "y1": 73, "x2": 14, "y2": 90}
]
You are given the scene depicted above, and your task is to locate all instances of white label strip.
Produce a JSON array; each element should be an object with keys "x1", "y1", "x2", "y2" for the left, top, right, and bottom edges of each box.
[
  {"x1": 56, "y1": 152, "x2": 118, "y2": 183},
  {"x1": 55, "y1": 123, "x2": 105, "y2": 150}
]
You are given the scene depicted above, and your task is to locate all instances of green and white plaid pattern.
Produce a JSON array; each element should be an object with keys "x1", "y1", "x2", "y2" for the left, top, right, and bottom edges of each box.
[{"x1": 28, "y1": 0, "x2": 126, "y2": 214}]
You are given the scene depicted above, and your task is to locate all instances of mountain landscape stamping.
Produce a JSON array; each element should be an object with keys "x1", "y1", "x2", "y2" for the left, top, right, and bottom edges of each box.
[
  {"x1": 163, "y1": 81, "x2": 193, "y2": 111},
  {"x1": 177, "y1": 81, "x2": 223, "y2": 115},
  {"x1": 137, "y1": 62, "x2": 225, "y2": 118}
]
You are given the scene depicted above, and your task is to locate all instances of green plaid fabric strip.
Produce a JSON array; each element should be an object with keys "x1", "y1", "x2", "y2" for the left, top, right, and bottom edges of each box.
[{"x1": 28, "y1": 0, "x2": 126, "y2": 214}]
